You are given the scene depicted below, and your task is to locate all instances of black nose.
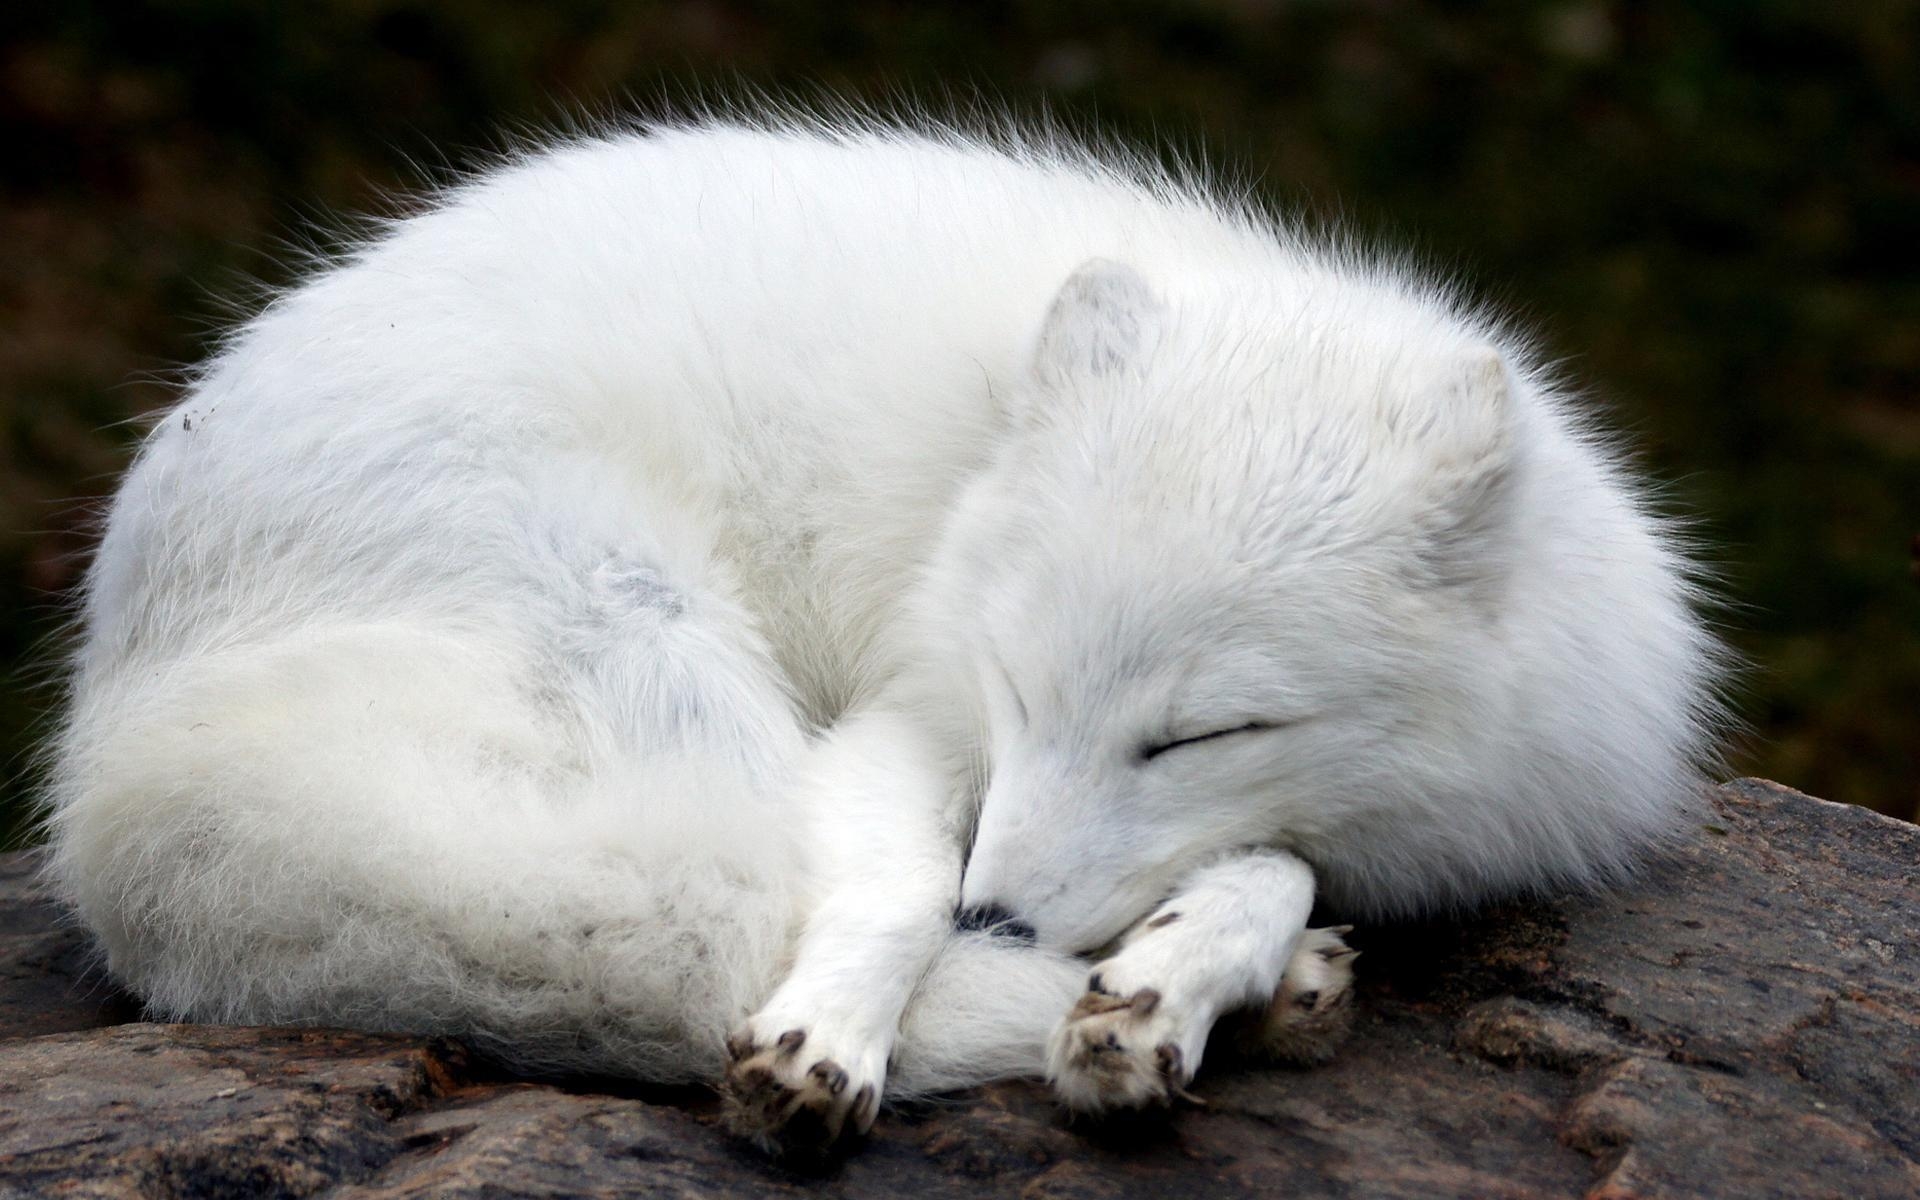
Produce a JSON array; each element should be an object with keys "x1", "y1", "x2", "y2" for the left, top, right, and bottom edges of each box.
[{"x1": 955, "y1": 902, "x2": 1036, "y2": 943}]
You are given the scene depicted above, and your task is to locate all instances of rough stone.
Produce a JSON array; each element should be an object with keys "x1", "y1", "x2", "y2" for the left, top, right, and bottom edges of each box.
[
  {"x1": 1, "y1": 778, "x2": 1915, "y2": 1198},
  {"x1": 0, "y1": 853, "x2": 141, "y2": 1042}
]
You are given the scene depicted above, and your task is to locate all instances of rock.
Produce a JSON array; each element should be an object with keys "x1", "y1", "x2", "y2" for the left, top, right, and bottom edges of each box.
[
  {"x1": 0, "y1": 778, "x2": 1914, "y2": 1198},
  {"x1": 0, "y1": 852, "x2": 140, "y2": 1040}
]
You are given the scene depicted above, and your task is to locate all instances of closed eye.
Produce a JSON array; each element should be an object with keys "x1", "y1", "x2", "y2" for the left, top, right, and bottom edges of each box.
[{"x1": 1139, "y1": 721, "x2": 1284, "y2": 763}]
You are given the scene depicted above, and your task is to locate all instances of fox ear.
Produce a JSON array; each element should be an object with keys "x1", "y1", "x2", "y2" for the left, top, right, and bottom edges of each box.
[
  {"x1": 1410, "y1": 348, "x2": 1519, "y2": 592},
  {"x1": 1031, "y1": 259, "x2": 1164, "y2": 388}
]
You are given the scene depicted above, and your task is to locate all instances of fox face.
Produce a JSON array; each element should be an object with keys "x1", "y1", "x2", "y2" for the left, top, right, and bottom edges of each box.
[{"x1": 939, "y1": 259, "x2": 1521, "y2": 953}]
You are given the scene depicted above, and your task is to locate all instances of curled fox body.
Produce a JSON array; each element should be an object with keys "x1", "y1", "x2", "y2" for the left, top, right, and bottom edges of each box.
[{"x1": 46, "y1": 113, "x2": 1722, "y2": 1151}]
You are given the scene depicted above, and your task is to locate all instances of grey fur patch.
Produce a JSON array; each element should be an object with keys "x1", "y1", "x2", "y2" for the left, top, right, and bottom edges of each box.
[{"x1": 594, "y1": 559, "x2": 687, "y2": 618}]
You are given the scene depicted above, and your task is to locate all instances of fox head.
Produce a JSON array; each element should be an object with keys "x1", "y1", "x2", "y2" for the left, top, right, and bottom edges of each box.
[{"x1": 935, "y1": 257, "x2": 1528, "y2": 953}]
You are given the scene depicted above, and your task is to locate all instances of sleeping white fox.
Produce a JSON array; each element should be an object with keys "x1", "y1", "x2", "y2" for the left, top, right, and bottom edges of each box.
[{"x1": 44, "y1": 111, "x2": 1724, "y2": 1153}]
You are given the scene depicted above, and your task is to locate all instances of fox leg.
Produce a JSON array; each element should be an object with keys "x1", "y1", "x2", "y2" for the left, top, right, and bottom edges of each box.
[
  {"x1": 1045, "y1": 849, "x2": 1358, "y2": 1114},
  {"x1": 721, "y1": 704, "x2": 962, "y2": 1153}
]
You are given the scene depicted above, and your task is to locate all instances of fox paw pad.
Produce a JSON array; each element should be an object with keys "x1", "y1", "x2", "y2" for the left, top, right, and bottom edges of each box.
[
  {"x1": 1045, "y1": 984, "x2": 1200, "y2": 1115},
  {"x1": 1259, "y1": 925, "x2": 1360, "y2": 1064},
  {"x1": 719, "y1": 1025, "x2": 879, "y2": 1156}
]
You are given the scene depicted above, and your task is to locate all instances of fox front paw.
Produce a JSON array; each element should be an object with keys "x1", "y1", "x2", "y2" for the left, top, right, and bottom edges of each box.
[
  {"x1": 1257, "y1": 925, "x2": 1360, "y2": 1063},
  {"x1": 1045, "y1": 982, "x2": 1201, "y2": 1115},
  {"x1": 720, "y1": 1022, "x2": 883, "y2": 1156}
]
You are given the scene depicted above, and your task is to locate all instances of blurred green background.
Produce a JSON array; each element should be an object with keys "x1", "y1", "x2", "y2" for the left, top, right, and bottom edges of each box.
[{"x1": 1, "y1": 2, "x2": 1915, "y2": 846}]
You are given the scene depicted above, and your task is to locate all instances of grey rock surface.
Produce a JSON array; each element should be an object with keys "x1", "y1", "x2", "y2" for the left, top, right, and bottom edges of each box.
[{"x1": 1, "y1": 778, "x2": 1915, "y2": 1198}]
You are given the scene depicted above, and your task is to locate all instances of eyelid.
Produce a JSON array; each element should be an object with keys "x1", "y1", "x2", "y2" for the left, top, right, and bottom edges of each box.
[{"x1": 1140, "y1": 719, "x2": 1289, "y2": 762}]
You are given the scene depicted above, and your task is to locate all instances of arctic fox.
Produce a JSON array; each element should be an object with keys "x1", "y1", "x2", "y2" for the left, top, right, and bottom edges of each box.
[{"x1": 43, "y1": 112, "x2": 1723, "y2": 1151}]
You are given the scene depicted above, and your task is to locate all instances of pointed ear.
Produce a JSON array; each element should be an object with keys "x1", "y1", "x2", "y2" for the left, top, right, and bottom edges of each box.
[
  {"x1": 1031, "y1": 259, "x2": 1164, "y2": 388},
  {"x1": 1409, "y1": 348, "x2": 1519, "y2": 593}
]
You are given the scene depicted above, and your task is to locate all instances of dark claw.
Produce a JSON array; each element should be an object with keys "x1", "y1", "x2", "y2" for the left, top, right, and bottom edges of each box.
[
  {"x1": 1154, "y1": 1042, "x2": 1184, "y2": 1078},
  {"x1": 810, "y1": 1061, "x2": 850, "y2": 1096},
  {"x1": 776, "y1": 1028, "x2": 807, "y2": 1054}
]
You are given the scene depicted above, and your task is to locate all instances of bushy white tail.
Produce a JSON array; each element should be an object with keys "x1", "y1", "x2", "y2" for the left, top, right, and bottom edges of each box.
[
  {"x1": 44, "y1": 620, "x2": 806, "y2": 1082},
  {"x1": 890, "y1": 931, "x2": 1086, "y2": 1096}
]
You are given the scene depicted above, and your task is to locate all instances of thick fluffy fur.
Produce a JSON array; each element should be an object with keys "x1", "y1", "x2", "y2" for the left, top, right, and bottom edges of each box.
[{"x1": 43, "y1": 111, "x2": 1724, "y2": 1147}]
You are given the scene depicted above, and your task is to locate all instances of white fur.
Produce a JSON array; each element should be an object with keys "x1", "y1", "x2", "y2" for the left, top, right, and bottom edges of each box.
[{"x1": 42, "y1": 110, "x2": 1724, "y2": 1145}]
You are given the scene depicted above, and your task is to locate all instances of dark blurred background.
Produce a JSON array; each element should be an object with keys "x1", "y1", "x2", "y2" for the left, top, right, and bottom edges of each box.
[{"x1": 1, "y1": 2, "x2": 1915, "y2": 846}]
